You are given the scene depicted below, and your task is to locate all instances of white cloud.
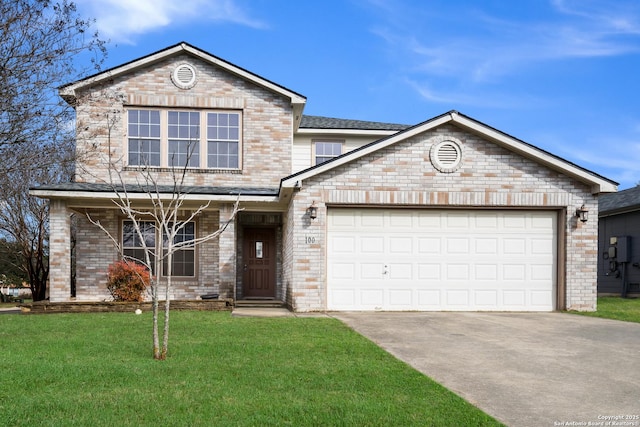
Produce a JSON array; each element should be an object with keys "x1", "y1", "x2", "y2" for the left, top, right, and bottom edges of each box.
[
  {"x1": 76, "y1": 0, "x2": 267, "y2": 43},
  {"x1": 367, "y1": 0, "x2": 640, "y2": 84},
  {"x1": 542, "y1": 133, "x2": 640, "y2": 189}
]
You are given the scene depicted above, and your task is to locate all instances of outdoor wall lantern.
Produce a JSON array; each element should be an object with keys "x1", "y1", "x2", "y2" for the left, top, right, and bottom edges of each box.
[
  {"x1": 575, "y1": 204, "x2": 589, "y2": 223},
  {"x1": 308, "y1": 201, "x2": 318, "y2": 220}
]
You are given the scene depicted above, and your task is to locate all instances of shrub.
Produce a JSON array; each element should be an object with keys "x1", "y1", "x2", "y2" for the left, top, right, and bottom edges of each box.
[{"x1": 106, "y1": 260, "x2": 150, "y2": 302}]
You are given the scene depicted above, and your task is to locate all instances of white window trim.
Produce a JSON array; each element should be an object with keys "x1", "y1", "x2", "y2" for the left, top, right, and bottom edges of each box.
[{"x1": 125, "y1": 108, "x2": 242, "y2": 171}]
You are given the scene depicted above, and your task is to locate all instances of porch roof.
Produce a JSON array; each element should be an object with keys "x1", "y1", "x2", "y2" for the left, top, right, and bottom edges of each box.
[{"x1": 30, "y1": 182, "x2": 281, "y2": 204}]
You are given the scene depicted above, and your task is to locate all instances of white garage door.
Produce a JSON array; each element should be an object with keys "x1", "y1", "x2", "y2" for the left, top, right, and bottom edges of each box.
[{"x1": 327, "y1": 208, "x2": 557, "y2": 311}]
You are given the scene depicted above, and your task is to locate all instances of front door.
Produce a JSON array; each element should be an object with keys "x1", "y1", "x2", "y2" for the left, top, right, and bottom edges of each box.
[{"x1": 242, "y1": 228, "x2": 276, "y2": 298}]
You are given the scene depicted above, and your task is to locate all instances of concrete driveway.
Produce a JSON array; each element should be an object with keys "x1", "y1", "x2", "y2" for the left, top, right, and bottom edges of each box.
[{"x1": 332, "y1": 312, "x2": 640, "y2": 427}]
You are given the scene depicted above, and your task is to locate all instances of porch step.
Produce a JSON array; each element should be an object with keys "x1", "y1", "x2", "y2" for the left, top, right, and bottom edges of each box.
[{"x1": 235, "y1": 299, "x2": 286, "y2": 309}]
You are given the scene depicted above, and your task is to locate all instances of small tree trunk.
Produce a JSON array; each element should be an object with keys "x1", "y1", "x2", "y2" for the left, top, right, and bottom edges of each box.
[
  {"x1": 152, "y1": 282, "x2": 160, "y2": 360},
  {"x1": 160, "y1": 248, "x2": 173, "y2": 360}
]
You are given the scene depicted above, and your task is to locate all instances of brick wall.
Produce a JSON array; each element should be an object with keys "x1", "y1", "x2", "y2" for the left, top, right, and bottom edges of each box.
[
  {"x1": 286, "y1": 124, "x2": 599, "y2": 311},
  {"x1": 73, "y1": 53, "x2": 293, "y2": 188},
  {"x1": 73, "y1": 208, "x2": 222, "y2": 302}
]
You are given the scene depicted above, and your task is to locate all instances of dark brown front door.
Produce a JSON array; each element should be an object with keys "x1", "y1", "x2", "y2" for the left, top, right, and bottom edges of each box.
[{"x1": 242, "y1": 228, "x2": 276, "y2": 298}]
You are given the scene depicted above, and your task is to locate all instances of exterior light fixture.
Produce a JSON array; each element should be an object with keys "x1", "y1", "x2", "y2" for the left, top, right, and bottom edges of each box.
[
  {"x1": 308, "y1": 201, "x2": 318, "y2": 220},
  {"x1": 575, "y1": 204, "x2": 589, "y2": 223}
]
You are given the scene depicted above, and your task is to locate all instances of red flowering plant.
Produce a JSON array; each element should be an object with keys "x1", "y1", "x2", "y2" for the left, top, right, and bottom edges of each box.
[{"x1": 106, "y1": 260, "x2": 151, "y2": 302}]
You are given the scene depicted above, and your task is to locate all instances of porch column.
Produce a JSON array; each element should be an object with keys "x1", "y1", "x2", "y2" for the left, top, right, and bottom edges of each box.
[
  {"x1": 49, "y1": 199, "x2": 71, "y2": 301},
  {"x1": 218, "y1": 204, "x2": 237, "y2": 300}
]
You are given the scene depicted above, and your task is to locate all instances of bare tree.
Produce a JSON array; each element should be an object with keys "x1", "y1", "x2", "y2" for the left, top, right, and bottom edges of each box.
[
  {"x1": 0, "y1": 0, "x2": 106, "y2": 300},
  {"x1": 88, "y1": 160, "x2": 240, "y2": 360},
  {"x1": 0, "y1": 141, "x2": 74, "y2": 300}
]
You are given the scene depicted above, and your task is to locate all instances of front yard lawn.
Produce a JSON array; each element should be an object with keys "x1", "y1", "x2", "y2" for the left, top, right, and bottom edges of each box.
[
  {"x1": 574, "y1": 296, "x2": 640, "y2": 323},
  {"x1": 0, "y1": 311, "x2": 501, "y2": 426}
]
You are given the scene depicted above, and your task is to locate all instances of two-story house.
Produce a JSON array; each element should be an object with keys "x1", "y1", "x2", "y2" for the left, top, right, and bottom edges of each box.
[{"x1": 32, "y1": 42, "x2": 617, "y2": 312}]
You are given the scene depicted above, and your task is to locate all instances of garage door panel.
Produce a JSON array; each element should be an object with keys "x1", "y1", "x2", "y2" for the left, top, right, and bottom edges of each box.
[
  {"x1": 503, "y1": 290, "x2": 526, "y2": 307},
  {"x1": 419, "y1": 237, "x2": 441, "y2": 253},
  {"x1": 361, "y1": 289, "x2": 384, "y2": 306},
  {"x1": 330, "y1": 236, "x2": 355, "y2": 253},
  {"x1": 389, "y1": 264, "x2": 412, "y2": 279},
  {"x1": 474, "y1": 290, "x2": 498, "y2": 307},
  {"x1": 327, "y1": 209, "x2": 556, "y2": 311},
  {"x1": 389, "y1": 289, "x2": 413, "y2": 306},
  {"x1": 417, "y1": 290, "x2": 441, "y2": 307},
  {"x1": 329, "y1": 263, "x2": 355, "y2": 280},
  {"x1": 446, "y1": 238, "x2": 470, "y2": 254},
  {"x1": 475, "y1": 238, "x2": 498, "y2": 254},
  {"x1": 531, "y1": 291, "x2": 553, "y2": 307},
  {"x1": 390, "y1": 237, "x2": 413, "y2": 253},
  {"x1": 446, "y1": 290, "x2": 470, "y2": 306},
  {"x1": 474, "y1": 264, "x2": 498, "y2": 281},
  {"x1": 330, "y1": 289, "x2": 356, "y2": 308},
  {"x1": 418, "y1": 263, "x2": 441, "y2": 280}
]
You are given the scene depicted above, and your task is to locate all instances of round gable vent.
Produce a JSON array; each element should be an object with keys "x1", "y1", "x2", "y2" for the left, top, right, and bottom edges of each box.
[
  {"x1": 171, "y1": 63, "x2": 197, "y2": 89},
  {"x1": 430, "y1": 138, "x2": 463, "y2": 173}
]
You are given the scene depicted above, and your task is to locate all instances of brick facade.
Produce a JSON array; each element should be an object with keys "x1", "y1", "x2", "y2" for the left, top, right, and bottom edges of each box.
[
  {"x1": 73, "y1": 53, "x2": 293, "y2": 188},
  {"x1": 284, "y1": 125, "x2": 599, "y2": 311}
]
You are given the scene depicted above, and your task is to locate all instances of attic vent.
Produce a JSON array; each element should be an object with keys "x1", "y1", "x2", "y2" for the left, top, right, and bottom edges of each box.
[
  {"x1": 171, "y1": 63, "x2": 197, "y2": 89},
  {"x1": 430, "y1": 139, "x2": 462, "y2": 173}
]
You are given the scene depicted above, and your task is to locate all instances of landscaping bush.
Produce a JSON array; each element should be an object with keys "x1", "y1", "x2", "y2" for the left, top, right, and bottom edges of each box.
[{"x1": 106, "y1": 260, "x2": 150, "y2": 302}]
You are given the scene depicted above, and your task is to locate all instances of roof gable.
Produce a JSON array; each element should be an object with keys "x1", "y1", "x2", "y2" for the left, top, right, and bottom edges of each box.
[
  {"x1": 60, "y1": 41, "x2": 307, "y2": 127},
  {"x1": 282, "y1": 110, "x2": 618, "y2": 194}
]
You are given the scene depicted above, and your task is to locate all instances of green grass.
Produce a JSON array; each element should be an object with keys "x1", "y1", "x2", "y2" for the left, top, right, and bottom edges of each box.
[
  {"x1": 573, "y1": 296, "x2": 640, "y2": 323},
  {"x1": 0, "y1": 312, "x2": 501, "y2": 426}
]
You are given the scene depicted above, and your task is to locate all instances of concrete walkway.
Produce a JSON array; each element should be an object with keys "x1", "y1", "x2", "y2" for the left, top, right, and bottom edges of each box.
[
  {"x1": 332, "y1": 312, "x2": 640, "y2": 427},
  {"x1": 231, "y1": 307, "x2": 330, "y2": 318}
]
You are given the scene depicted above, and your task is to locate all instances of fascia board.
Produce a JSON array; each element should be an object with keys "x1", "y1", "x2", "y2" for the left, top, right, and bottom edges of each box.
[
  {"x1": 282, "y1": 114, "x2": 452, "y2": 188},
  {"x1": 449, "y1": 113, "x2": 617, "y2": 194},
  {"x1": 29, "y1": 189, "x2": 279, "y2": 204},
  {"x1": 59, "y1": 45, "x2": 185, "y2": 99}
]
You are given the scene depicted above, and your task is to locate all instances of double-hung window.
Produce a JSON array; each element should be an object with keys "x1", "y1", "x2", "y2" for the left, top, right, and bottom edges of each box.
[
  {"x1": 126, "y1": 109, "x2": 241, "y2": 170},
  {"x1": 121, "y1": 220, "x2": 196, "y2": 278},
  {"x1": 128, "y1": 110, "x2": 161, "y2": 166},
  {"x1": 207, "y1": 112, "x2": 239, "y2": 169},
  {"x1": 314, "y1": 140, "x2": 343, "y2": 165},
  {"x1": 168, "y1": 111, "x2": 200, "y2": 168}
]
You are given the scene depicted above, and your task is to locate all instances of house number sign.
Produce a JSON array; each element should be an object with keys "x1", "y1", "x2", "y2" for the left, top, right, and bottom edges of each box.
[{"x1": 304, "y1": 235, "x2": 317, "y2": 245}]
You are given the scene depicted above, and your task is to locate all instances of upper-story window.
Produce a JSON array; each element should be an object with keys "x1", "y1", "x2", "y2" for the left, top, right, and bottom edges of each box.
[
  {"x1": 128, "y1": 110, "x2": 161, "y2": 166},
  {"x1": 127, "y1": 109, "x2": 241, "y2": 169},
  {"x1": 314, "y1": 140, "x2": 343, "y2": 165}
]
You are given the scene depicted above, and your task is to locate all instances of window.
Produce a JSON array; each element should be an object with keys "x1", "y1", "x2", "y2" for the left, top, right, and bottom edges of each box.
[
  {"x1": 168, "y1": 111, "x2": 200, "y2": 168},
  {"x1": 122, "y1": 220, "x2": 196, "y2": 277},
  {"x1": 126, "y1": 109, "x2": 241, "y2": 170},
  {"x1": 207, "y1": 112, "x2": 239, "y2": 168},
  {"x1": 162, "y1": 222, "x2": 195, "y2": 277},
  {"x1": 314, "y1": 141, "x2": 343, "y2": 165},
  {"x1": 128, "y1": 110, "x2": 161, "y2": 166},
  {"x1": 122, "y1": 221, "x2": 156, "y2": 269}
]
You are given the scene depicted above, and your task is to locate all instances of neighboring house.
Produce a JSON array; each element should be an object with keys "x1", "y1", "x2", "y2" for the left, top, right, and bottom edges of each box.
[
  {"x1": 598, "y1": 186, "x2": 640, "y2": 296},
  {"x1": 31, "y1": 42, "x2": 617, "y2": 312}
]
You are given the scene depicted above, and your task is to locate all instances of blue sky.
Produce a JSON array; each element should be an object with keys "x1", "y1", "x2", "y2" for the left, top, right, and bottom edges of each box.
[{"x1": 74, "y1": 0, "x2": 640, "y2": 189}]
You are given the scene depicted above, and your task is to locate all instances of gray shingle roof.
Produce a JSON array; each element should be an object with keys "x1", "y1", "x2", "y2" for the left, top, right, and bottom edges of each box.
[
  {"x1": 300, "y1": 115, "x2": 410, "y2": 131},
  {"x1": 33, "y1": 182, "x2": 279, "y2": 196},
  {"x1": 599, "y1": 186, "x2": 640, "y2": 215}
]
